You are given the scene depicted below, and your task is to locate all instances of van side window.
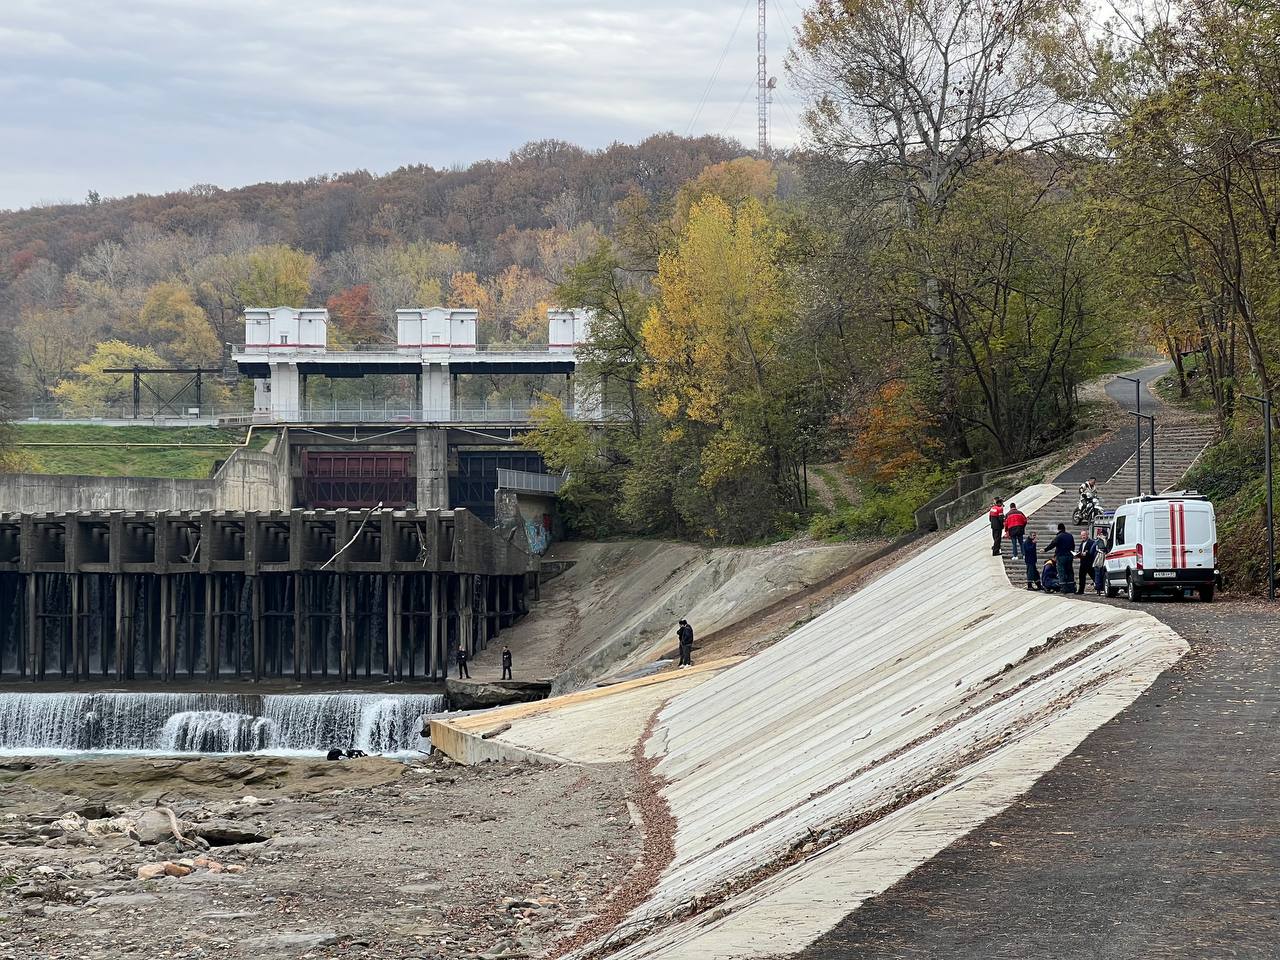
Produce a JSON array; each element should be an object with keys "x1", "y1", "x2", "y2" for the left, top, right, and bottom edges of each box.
[{"x1": 1115, "y1": 516, "x2": 1126, "y2": 546}]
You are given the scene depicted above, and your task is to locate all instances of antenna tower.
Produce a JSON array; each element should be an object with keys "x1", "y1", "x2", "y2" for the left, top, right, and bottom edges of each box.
[{"x1": 757, "y1": 0, "x2": 768, "y2": 154}]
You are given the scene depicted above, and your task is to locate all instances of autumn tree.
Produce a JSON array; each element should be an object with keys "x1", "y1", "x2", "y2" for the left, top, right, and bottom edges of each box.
[
  {"x1": 235, "y1": 245, "x2": 315, "y2": 307},
  {"x1": 132, "y1": 281, "x2": 221, "y2": 365},
  {"x1": 52, "y1": 341, "x2": 167, "y2": 412},
  {"x1": 326, "y1": 284, "x2": 384, "y2": 343}
]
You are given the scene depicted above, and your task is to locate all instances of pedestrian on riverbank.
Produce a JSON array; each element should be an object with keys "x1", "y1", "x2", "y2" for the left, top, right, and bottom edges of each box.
[
  {"x1": 456, "y1": 645, "x2": 470, "y2": 679},
  {"x1": 988, "y1": 498, "x2": 1006, "y2": 556},
  {"x1": 1005, "y1": 503, "x2": 1028, "y2": 559},
  {"x1": 1077, "y1": 529, "x2": 1098, "y2": 595},
  {"x1": 1041, "y1": 557, "x2": 1060, "y2": 593},
  {"x1": 1051, "y1": 523, "x2": 1076, "y2": 593},
  {"x1": 501, "y1": 645, "x2": 513, "y2": 680},
  {"x1": 677, "y1": 619, "x2": 694, "y2": 668},
  {"x1": 1024, "y1": 532, "x2": 1041, "y2": 590},
  {"x1": 1091, "y1": 531, "x2": 1109, "y2": 595}
]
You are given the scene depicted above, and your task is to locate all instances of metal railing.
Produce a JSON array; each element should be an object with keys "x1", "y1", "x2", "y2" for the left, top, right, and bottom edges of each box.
[
  {"x1": 232, "y1": 341, "x2": 569, "y2": 356},
  {"x1": 496, "y1": 468, "x2": 566, "y2": 494}
]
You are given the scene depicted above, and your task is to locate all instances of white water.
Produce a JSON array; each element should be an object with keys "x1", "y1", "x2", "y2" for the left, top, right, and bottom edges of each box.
[{"x1": 0, "y1": 691, "x2": 446, "y2": 755}]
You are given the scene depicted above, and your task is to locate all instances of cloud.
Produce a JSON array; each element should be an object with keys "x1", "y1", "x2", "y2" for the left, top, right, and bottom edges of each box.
[{"x1": 0, "y1": 0, "x2": 806, "y2": 210}]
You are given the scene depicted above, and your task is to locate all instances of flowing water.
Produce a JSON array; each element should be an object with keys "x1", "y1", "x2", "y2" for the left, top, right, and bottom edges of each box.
[{"x1": 0, "y1": 691, "x2": 446, "y2": 755}]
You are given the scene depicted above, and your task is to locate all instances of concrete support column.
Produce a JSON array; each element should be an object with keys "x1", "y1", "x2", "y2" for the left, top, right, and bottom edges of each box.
[
  {"x1": 269, "y1": 363, "x2": 302, "y2": 422},
  {"x1": 415, "y1": 428, "x2": 449, "y2": 510},
  {"x1": 253, "y1": 379, "x2": 270, "y2": 415},
  {"x1": 421, "y1": 363, "x2": 451, "y2": 421}
]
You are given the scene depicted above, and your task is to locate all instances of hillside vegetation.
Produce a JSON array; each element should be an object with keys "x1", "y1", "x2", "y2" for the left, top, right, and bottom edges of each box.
[{"x1": 9, "y1": 425, "x2": 268, "y2": 479}]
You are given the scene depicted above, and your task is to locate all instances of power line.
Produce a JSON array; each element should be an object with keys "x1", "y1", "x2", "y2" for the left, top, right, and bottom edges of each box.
[
  {"x1": 687, "y1": 0, "x2": 754, "y2": 136},
  {"x1": 721, "y1": 76, "x2": 758, "y2": 138}
]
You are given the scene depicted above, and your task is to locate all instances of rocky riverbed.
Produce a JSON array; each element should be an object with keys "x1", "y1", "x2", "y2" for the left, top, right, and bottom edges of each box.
[{"x1": 0, "y1": 754, "x2": 642, "y2": 959}]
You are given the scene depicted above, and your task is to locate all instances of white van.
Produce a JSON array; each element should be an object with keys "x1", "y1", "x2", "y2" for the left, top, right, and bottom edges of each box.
[{"x1": 1104, "y1": 493, "x2": 1219, "y2": 602}]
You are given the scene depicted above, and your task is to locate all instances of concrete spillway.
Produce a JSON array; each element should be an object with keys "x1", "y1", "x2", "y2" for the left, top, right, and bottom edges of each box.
[
  {"x1": 434, "y1": 484, "x2": 1188, "y2": 958},
  {"x1": 0, "y1": 691, "x2": 444, "y2": 754}
]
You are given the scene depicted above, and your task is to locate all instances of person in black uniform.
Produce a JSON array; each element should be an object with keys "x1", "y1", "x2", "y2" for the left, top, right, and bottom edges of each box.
[
  {"x1": 501, "y1": 645, "x2": 513, "y2": 680},
  {"x1": 677, "y1": 619, "x2": 694, "y2": 668},
  {"x1": 456, "y1": 645, "x2": 470, "y2": 679}
]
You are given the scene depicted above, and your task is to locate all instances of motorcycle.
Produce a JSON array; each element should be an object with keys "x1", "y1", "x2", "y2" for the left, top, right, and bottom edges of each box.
[{"x1": 1072, "y1": 495, "x2": 1103, "y2": 526}]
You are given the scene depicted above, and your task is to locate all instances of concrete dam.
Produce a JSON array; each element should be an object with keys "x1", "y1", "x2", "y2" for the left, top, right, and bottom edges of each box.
[{"x1": 0, "y1": 507, "x2": 534, "y2": 685}]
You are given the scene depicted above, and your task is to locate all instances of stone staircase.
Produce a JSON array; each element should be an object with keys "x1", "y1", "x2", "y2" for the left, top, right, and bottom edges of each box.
[{"x1": 998, "y1": 422, "x2": 1217, "y2": 588}]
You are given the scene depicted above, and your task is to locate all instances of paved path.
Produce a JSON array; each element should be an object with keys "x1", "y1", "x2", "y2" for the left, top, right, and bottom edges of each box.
[{"x1": 798, "y1": 366, "x2": 1280, "y2": 959}]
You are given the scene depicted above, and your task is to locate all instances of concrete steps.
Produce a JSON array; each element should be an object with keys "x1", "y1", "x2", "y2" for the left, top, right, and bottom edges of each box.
[{"x1": 997, "y1": 422, "x2": 1216, "y2": 588}]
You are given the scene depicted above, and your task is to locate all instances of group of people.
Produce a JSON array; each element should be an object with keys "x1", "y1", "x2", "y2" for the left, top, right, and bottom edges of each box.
[
  {"x1": 454, "y1": 644, "x2": 515, "y2": 680},
  {"x1": 988, "y1": 487, "x2": 1108, "y2": 597}
]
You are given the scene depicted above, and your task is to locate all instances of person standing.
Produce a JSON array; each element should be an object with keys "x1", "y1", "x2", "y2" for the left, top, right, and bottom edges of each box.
[
  {"x1": 456, "y1": 644, "x2": 470, "y2": 679},
  {"x1": 1004, "y1": 503, "x2": 1028, "y2": 559},
  {"x1": 501, "y1": 645, "x2": 513, "y2": 680},
  {"x1": 1050, "y1": 523, "x2": 1076, "y2": 593},
  {"x1": 1023, "y1": 531, "x2": 1041, "y2": 590},
  {"x1": 1091, "y1": 530, "x2": 1109, "y2": 595},
  {"x1": 988, "y1": 498, "x2": 1006, "y2": 556},
  {"x1": 677, "y1": 619, "x2": 694, "y2": 668},
  {"x1": 1077, "y1": 529, "x2": 1097, "y2": 595}
]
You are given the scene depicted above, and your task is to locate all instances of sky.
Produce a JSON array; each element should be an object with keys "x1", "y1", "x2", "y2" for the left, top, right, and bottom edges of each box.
[{"x1": 0, "y1": 0, "x2": 808, "y2": 211}]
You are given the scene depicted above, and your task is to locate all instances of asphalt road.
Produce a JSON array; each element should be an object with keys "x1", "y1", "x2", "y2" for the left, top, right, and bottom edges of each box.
[{"x1": 1059, "y1": 362, "x2": 1171, "y2": 488}]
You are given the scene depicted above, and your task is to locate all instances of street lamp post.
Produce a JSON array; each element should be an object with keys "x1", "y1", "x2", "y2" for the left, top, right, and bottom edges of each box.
[
  {"x1": 1242, "y1": 394, "x2": 1275, "y2": 601},
  {"x1": 1130, "y1": 412, "x2": 1157, "y2": 495},
  {"x1": 1117, "y1": 375, "x2": 1143, "y2": 497}
]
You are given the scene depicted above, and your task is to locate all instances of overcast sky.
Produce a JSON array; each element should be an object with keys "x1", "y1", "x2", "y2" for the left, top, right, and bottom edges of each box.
[{"x1": 0, "y1": 0, "x2": 808, "y2": 211}]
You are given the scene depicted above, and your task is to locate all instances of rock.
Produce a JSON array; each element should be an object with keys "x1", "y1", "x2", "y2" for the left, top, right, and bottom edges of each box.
[
  {"x1": 241, "y1": 932, "x2": 341, "y2": 951},
  {"x1": 162, "y1": 862, "x2": 192, "y2": 877},
  {"x1": 445, "y1": 678, "x2": 552, "y2": 710},
  {"x1": 70, "y1": 861, "x2": 109, "y2": 877},
  {"x1": 191, "y1": 820, "x2": 270, "y2": 846},
  {"x1": 267, "y1": 835, "x2": 321, "y2": 849},
  {"x1": 132, "y1": 809, "x2": 183, "y2": 845},
  {"x1": 136, "y1": 863, "x2": 167, "y2": 880},
  {"x1": 224, "y1": 865, "x2": 245, "y2": 874},
  {"x1": 91, "y1": 892, "x2": 159, "y2": 909}
]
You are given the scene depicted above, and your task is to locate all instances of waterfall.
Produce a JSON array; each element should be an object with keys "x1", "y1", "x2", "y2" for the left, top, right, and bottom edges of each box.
[{"x1": 0, "y1": 691, "x2": 446, "y2": 755}]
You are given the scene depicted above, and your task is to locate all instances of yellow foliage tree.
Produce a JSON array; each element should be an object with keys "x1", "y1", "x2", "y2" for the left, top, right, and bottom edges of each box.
[
  {"x1": 641, "y1": 195, "x2": 790, "y2": 494},
  {"x1": 52, "y1": 341, "x2": 166, "y2": 412},
  {"x1": 642, "y1": 195, "x2": 787, "y2": 428},
  {"x1": 674, "y1": 158, "x2": 777, "y2": 227},
  {"x1": 235, "y1": 245, "x2": 315, "y2": 307},
  {"x1": 135, "y1": 281, "x2": 221, "y2": 365}
]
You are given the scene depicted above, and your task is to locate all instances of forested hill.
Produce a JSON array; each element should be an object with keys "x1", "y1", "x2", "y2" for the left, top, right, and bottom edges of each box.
[{"x1": 0, "y1": 134, "x2": 740, "y2": 279}]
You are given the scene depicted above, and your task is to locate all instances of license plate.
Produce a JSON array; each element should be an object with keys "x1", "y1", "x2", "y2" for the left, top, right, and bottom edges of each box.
[{"x1": 1153, "y1": 572, "x2": 1176, "y2": 578}]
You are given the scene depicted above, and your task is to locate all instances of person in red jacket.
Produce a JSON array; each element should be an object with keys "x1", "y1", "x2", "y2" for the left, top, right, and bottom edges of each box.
[
  {"x1": 1004, "y1": 502, "x2": 1028, "y2": 559},
  {"x1": 988, "y1": 498, "x2": 1005, "y2": 556}
]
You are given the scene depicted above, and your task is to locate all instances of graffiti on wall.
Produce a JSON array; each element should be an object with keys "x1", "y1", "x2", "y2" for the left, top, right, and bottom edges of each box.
[{"x1": 525, "y1": 513, "x2": 553, "y2": 555}]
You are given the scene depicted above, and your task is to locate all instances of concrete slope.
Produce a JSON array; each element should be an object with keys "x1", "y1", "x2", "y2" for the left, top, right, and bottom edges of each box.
[
  {"x1": 495, "y1": 538, "x2": 879, "y2": 693},
  {"x1": 577, "y1": 483, "x2": 1188, "y2": 959}
]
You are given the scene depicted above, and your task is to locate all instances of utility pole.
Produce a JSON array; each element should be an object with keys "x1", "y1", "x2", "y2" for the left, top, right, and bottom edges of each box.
[
  {"x1": 757, "y1": 0, "x2": 768, "y2": 154},
  {"x1": 1118, "y1": 375, "x2": 1143, "y2": 497},
  {"x1": 1243, "y1": 393, "x2": 1275, "y2": 601}
]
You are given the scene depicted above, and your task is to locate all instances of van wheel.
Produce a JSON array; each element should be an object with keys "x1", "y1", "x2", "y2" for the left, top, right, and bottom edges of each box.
[
  {"x1": 1127, "y1": 571, "x2": 1143, "y2": 602},
  {"x1": 1199, "y1": 584, "x2": 1215, "y2": 602}
]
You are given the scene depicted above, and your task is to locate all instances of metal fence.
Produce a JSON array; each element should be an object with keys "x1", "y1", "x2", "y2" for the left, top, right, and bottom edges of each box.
[{"x1": 496, "y1": 468, "x2": 566, "y2": 494}]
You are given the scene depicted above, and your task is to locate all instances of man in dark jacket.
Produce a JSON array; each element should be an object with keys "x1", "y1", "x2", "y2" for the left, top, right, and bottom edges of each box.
[
  {"x1": 1051, "y1": 523, "x2": 1076, "y2": 593},
  {"x1": 1023, "y1": 531, "x2": 1040, "y2": 590},
  {"x1": 1077, "y1": 529, "x2": 1098, "y2": 595},
  {"x1": 677, "y1": 619, "x2": 694, "y2": 668},
  {"x1": 456, "y1": 645, "x2": 470, "y2": 679},
  {"x1": 988, "y1": 498, "x2": 1006, "y2": 556},
  {"x1": 1041, "y1": 557, "x2": 1060, "y2": 593},
  {"x1": 501, "y1": 645, "x2": 513, "y2": 680}
]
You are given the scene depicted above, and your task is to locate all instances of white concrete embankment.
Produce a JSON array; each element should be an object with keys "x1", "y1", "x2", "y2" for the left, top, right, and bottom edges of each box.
[{"x1": 568, "y1": 483, "x2": 1187, "y2": 958}]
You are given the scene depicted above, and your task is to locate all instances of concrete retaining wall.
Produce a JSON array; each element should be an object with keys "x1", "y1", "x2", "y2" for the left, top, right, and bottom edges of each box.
[{"x1": 0, "y1": 438, "x2": 291, "y2": 513}]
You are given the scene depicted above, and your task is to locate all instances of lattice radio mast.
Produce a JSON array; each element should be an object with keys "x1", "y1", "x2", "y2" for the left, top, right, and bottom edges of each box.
[{"x1": 757, "y1": 0, "x2": 769, "y2": 153}]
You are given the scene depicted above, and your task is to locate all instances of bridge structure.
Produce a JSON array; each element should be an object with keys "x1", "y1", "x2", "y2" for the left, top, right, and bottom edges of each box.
[{"x1": 233, "y1": 306, "x2": 598, "y2": 424}]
